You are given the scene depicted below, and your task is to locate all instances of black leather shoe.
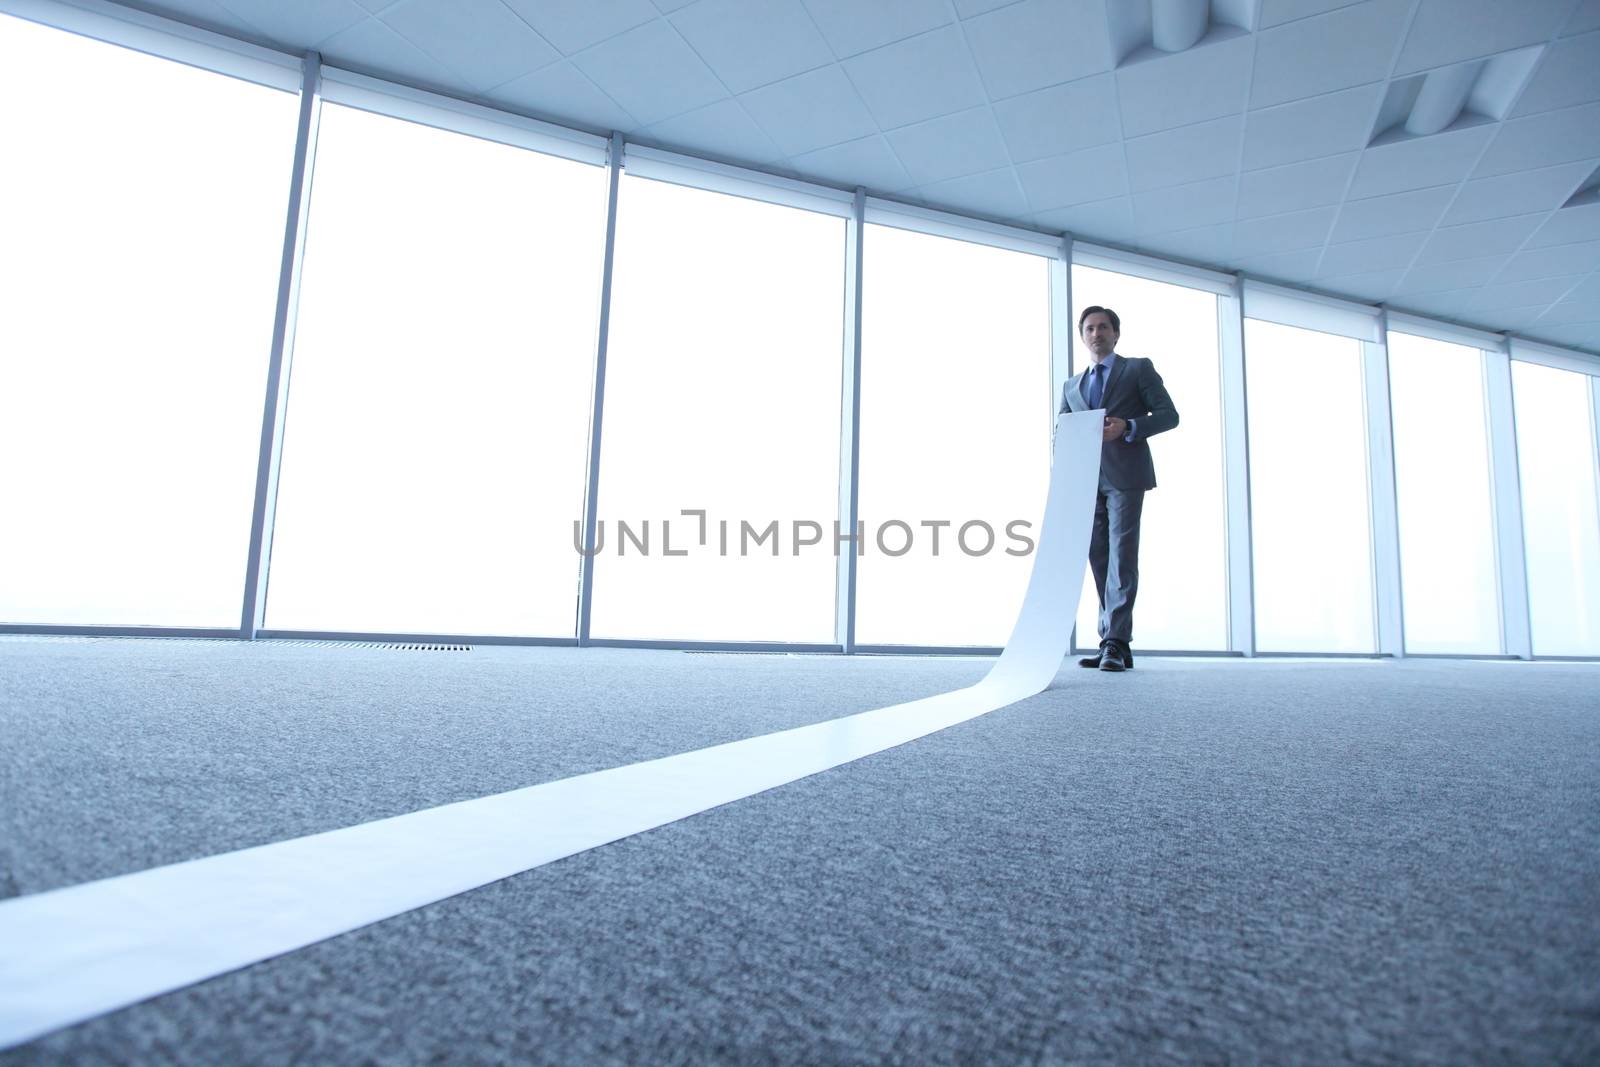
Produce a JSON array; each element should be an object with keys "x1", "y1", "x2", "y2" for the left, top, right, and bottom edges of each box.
[
  {"x1": 1077, "y1": 651, "x2": 1102, "y2": 668},
  {"x1": 1099, "y1": 645, "x2": 1127, "y2": 672}
]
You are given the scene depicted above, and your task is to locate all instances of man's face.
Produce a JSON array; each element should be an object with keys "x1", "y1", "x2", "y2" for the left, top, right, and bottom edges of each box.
[{"x1": 1081, "y1": 312, "x2": 1119, "y2": 361}]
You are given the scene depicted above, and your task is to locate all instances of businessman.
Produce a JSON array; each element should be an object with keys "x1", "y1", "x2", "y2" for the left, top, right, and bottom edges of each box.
[{"x1": 1059, "y1": 306, "x2": 1179, "y2": 672}]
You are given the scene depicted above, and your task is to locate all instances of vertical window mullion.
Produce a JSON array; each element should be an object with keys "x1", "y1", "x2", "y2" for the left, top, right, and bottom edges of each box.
[
  {"x1": 1052, "y1": 236, "x2": 1075, "y2": 653},
  {"x1": 241, "y1": 51, "x2": 321, "y2": 638},
  {"x1": 576, "y1": 133, "x2": 624, "y2": 646},
  {"x1": 1485, "y1": 350, "x2": 1532, "y2": 659},
  {"x1": 835, "y1": 188, "x2": 865, "y2": 652},
  {"x1": 1220, "y1": 277, "x2": 1254, "y2": 656},
  {"x1": 1365, "y1": 320, "x2": 1404, "y2": 657}
]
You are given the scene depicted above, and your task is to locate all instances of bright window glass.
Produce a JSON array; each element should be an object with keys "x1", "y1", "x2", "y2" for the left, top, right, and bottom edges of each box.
[
  {"x1": 263, "y1": 103, "x2": 607, "y2": 636},
  {"x1": 0, "y1": 16, "x2": 297, "y2": 627},
  {"x1": 1388, "y1": 333, "x2": 1501, "y2": 654},
  {"x1": 1245, "y1": 319, "x2": 1376, "y2": 652},
  {"x1": 588, "y1": 177, "x2": 846, "y2": 643},
  {"x1": 855, "y1": 225, "x2": 1052, "y2": 648},
  {"x1": 1512, "y1": 361, "x2": 1600, "y2": 656},
  {"x1": 1070, "y1": 267, "x2": 1229, "y2": 651}
]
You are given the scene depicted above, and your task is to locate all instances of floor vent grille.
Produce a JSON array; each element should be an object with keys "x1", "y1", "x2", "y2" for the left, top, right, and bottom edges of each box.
[
  {"x1": 276, "y1": 640, "x2": 474, "y2": 652},
  {"x1": 685, "y1": 650, "x2": 793, "y2": 656}
]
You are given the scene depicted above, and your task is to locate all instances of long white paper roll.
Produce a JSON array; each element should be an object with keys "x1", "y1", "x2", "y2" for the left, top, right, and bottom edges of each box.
[{"x1": 0, "y1": 410, "x2": 1104, "y2": 1050}]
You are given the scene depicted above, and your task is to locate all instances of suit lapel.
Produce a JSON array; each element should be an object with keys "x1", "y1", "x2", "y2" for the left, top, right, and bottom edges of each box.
[
  {"x1": 1101, "y1": 354, "x2": 1130, "y2": 405},
  {"x1": 1073, "y1": 369, "x2": 1092, "y2": 410}
]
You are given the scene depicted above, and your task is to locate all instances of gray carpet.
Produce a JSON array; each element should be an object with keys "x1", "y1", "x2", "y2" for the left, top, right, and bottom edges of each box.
[{"x1": 2, "y1": 638, "x2": 1597, "y2": 1065}]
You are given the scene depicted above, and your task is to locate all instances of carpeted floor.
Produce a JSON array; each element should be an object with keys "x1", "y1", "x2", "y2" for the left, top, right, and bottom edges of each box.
[{"x1": 2, "y1": 637, "x2": 1597, "y2": 1064}]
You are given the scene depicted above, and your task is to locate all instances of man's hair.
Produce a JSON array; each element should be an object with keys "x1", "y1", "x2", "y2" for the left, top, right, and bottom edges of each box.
[{"x1": 1078, "y1": 305, "x2": 1120, "y2": 332}]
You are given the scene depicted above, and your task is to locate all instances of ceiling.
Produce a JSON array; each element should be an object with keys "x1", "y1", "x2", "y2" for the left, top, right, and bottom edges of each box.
[{"x1": 110, "y1": 0, "x2": 1600, "y2": 355}]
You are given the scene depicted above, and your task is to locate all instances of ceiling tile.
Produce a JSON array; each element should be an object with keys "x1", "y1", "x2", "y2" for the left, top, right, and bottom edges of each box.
[
  {"x1": 1395, "y1": 0, "x2": 1574, "y2": 74},
  {"x1": 1393, "y1": 255, "x2": 1504, "y2": 295},
  {"x1": 955, "y1": 0, "x2": 1023, "y2": 15},
  {"x1": 1525, "y1": 323, "x2": 1600, "y2": 351},
  {"x1": 1316, "y1": 267, "x2": 1407, "y2": 301},
  {"x1": 138, "y1": 0, "x2": 292, "y2": 40},
  {"x1": 1242, "y1": 84, "x2": 1384, "y2": 170},
  {"x1": 1133, "y1": 176, "x2": 1238, "y2": 232},
  {"x1": 1347, "y1": 125, "x2": 1494, "y2": 198},
  {"x1": 569, "y1": 21, "x2": 728, "y2": 124},
  {"x1": 1511, "y1": 31, "x2": 1600, "y2": 117},
  {"x1": 1316, "y1": 231, "x2": 1428, "y2": 276},
  {"x1": 1523, "y1": 201, "x2": 1600, "y2": 247},
  {"x1": 1258, "y1": 0, "x2": 1368, "y2": 28},
  {"x1": 1236, "y1": 154, "x2": 1359, "y2": 218},
  {"x1": 1032, "y1": 195, "x2": 1139, "y2": 243},
  {"x1": 1116, "y1": 36, "x2": 1252, "y2": 138},
  {"x1": 1330, "y1": 186, "x2": 1455, "y2": 242},
  {"x1": 1233, "y1": 206, "x2": 1339, "y2": 257},
  {"x1": 1531, "y1": 297, "x2": 1600, "y2": 328},
  {"x1": 1250, "y1": 0, "x2": 1410, "y2": 108},
  {"x1": 1495, "y1": 239, "x2": 1600, "y2": 281},
  {"x1": 885, "y1": 107, "x2": 1012, "y2": 186},
  {"x1": 495, "y1": 60, "x2": 639, "y2": 132},
  {"x1": 1234, "y1": 247, "x2": 1325, "y2": 281},
  {"x1": 670, "y1": 0, "x2": 834, "y2": 94},
  {"x1": 1475, "y1": 103, "x2": 1600, "y2": 178},
  {"x1": 800, "y1": 0, "x2": 952, "y2": 58},
  {"x1": 644, "y1": 98, "x2": 785, "y2": 164},
  {"x1": 317, "y1": 17, "x2": 473, "y2": 95},
  {"x1": 963, "y1": 0, "x2": 1113, "y2": 101},
  {"x1": 1414, "y1": 214, "x2": 1546, "y2": 265},
  {"x1": 1550, "y1": 270, "x2": 1600, "y2": 302},
  {"x1": 1481, "y1": 305, "x2": 1553, "y2": 330},
  {"x1": 499, "y1": 0, "x2": 657, "y2": 56},
  {"x1": 1567, "y1": 0, "x2": 1600, "y2": 35},
  {"x1": 218, "y1": 0, "x2": 367, "y2": 44},
  {"x1": 1474, "y1": 274, "x2": 1592, "y2": 311},
  {"x1": 737, "y1": 65, "x2": 878, "y2": 156},
  {"x1": 918, "y1": 166, "x2": 1029, "y2": 218},
  {"x1": 991, "y1": 75, "x2": 1118, "y2": 164},
  {"x1": 1124, "y1": 116, "x2": 1243, "y2": 193},
  {"x1": 789, "y1": 133, "x2": 915, "y2": 191},
  {"x1": 1444, "y1": 161, "x2": 1594, "y2": 226},
  {"x1": 1016, "y1": 142, "x2": 1128, "y2": 210},
  {"x1": 842, "y1": 26, "x2": 986, "y2": 129},
  {"x1": 1396, "y1": 288, "x2": 1483, "y2": 319},
  {"x1": 1141, "y1": 223, "x2": 1234, "y2": 263},
  {"x1": 381, "y1": 0, "x2": 558, "y2": 92}
]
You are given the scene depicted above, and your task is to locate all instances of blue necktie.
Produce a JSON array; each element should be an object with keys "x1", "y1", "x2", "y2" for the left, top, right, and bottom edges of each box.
[{"x1": 1086, "y1": 362, "x2": 1106, "y2": 408}]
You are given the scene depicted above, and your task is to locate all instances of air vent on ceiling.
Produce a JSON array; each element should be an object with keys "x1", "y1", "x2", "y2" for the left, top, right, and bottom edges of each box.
[
  {"x1": 1109, "y1": 0, "x2": 1255, "y2": 67},
  {"x1": 1369, "y1": 46, "x2": 1543, "y2": 147},
  {"x1": 1562, "y1": 164, "x2": 1600, "y2": 209}
]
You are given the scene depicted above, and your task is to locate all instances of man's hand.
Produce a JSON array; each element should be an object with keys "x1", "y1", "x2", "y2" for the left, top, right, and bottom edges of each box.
[{"x1": 1102, "y1": 415, "x2": 1128, "y2": 442}]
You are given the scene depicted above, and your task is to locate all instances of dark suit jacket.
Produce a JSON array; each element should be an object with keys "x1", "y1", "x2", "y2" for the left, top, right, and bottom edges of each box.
[{"x1": 1058, "y1": 354, "x2": 1179, "y2": 491}]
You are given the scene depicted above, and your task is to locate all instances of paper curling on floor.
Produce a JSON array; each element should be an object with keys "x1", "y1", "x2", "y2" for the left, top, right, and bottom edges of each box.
[{"x1": 0, "y1": 410, "x2": 1104, "y2": 1050}]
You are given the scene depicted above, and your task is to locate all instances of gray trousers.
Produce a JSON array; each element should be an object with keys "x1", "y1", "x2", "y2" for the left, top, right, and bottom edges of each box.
[{"x1": 1089, "y1": 488, "x2": 1145, "y2": 645}]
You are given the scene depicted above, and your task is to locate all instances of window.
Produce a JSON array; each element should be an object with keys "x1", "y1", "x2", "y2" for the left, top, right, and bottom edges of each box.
[
  {"x1": 1245, "y1": 319, "x2": 1376, "y2": 652},
  {"x1": 1512, "y1": 361, "x2": 1600, "y2": 656},
  {"x1": 1387, "y1": 333, "x2": 1501, "y2": 654},
  {"x1": 588, "y1": 176, "x2": 847, "y2": 643},
  {"x1": 0, "y1": 15, "x2": 297, "y2": 627},
  {"x1": 263, "y1": 103, "x2": 608, "y2": 636},
  {"x1": 1070, "y1": 266, "x2": 1229, "y2": 652},
  {"x1": 854, "y1": 225, "x2": 1052, "y2": 648}
]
